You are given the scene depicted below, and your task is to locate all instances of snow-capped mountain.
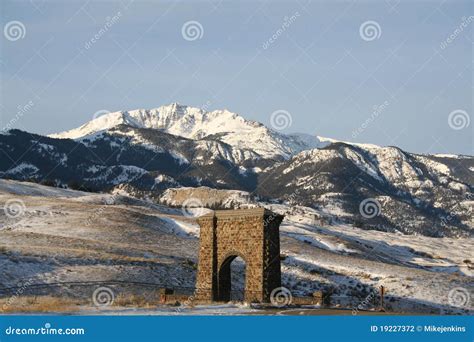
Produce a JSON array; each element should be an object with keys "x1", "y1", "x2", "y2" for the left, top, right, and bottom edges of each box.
[
  {"x1": 1, "y1": 104, "x2": 472, "y2": 237},
  {"x1": 259, "y1": 142, "x2": 473, "y2": 237},
  {"x1": 49, "y1": 103, "x2": 328, "y2": 159}
]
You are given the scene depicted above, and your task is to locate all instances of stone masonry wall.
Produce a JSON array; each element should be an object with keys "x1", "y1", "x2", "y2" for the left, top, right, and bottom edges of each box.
[{"x1": 195, "y1": 208, "x2": 283, "y2": 303}]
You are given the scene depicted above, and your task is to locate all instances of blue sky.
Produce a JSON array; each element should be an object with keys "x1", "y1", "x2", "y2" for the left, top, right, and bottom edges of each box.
[{"x1": 1, "y1": 0, "x2": 472, "y2": 154}]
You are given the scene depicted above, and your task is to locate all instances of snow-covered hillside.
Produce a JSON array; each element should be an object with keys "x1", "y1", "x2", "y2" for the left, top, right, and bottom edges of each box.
[{"x1": 0, "y1": 179, "x2": 472, "y2": 314}]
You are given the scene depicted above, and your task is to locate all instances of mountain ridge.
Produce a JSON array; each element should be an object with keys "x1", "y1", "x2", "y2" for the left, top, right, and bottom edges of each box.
[
  {"x1": 1, "y1": 103, "x2": 472, "y2": 238},
  {"x1": 48, "y1": 103, "x2": 333, "y2": 159}
]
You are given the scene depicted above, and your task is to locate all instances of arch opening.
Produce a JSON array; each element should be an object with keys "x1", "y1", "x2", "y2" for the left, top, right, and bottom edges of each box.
[{"x1": 217, "y1": 255, "x2": 246, "y2": 302}]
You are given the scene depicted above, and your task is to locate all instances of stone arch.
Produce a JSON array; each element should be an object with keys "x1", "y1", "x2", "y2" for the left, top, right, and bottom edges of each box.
[{"x1": 195, "y1": 208, "x2": 284, "y2": 303}]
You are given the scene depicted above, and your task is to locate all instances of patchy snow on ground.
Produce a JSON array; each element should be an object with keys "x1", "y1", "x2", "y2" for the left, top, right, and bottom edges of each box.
[
  {"x1": 0, "y1": 179, "x2": 472, "y2": 315},
  {"x1": 0, "y1": 179, "x2": 88, "y2": 198},
  {"x1": 160, "y1": 217, "x2": 199, "y2": 238}
]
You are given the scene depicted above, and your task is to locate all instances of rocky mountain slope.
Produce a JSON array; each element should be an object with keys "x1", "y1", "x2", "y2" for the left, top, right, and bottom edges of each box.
[
  {"x1": 259, "y1": 143, "x2": 473, "y2": 237},
  {"x1": 0, "y1": 103, "x2": 472, "y2": 237}
]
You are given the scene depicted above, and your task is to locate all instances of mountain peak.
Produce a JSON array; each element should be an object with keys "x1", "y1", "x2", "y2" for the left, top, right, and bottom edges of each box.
[{"x1": 48, "y1": 103, "x2": 329, "y2": 159}]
